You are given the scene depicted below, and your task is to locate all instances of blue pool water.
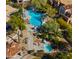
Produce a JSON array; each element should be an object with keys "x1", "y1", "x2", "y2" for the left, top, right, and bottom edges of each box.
[
  {"x1": 24, "y1": 8, "x2": 43, "y2": 26},
  {"x1": 28, "y1": 10, "x2": 43, "y2": 26},
  {"x1": 44, "y1": 43, "x2": 52, "y2": 53}
]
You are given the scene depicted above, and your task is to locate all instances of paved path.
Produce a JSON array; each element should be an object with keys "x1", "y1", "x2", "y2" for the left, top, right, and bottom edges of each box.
[
  {"x1": 26, "y1": 24, "x2": 34, "y2": 50},
  {"x1": 26, "y1": 24, "x2": 44, "y2": 51}
]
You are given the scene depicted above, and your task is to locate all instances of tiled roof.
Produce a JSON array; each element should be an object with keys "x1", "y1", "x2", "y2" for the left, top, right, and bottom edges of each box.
[{"x1": 6, "y1": 42, "x2": 20, "y2": 57}]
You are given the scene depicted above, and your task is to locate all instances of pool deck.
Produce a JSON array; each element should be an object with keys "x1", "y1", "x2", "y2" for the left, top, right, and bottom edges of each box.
[
  {"x1": 26, "y1": 24, "x2": 44, "y2": 51},
  {"x1": 26, "y1": 24, "x2": 34, "y2": 50}
]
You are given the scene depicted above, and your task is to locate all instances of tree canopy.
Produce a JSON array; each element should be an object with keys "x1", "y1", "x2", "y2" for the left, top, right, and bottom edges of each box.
[
  {"x1": 37, "y1": 19, "x2": 63, "y2": 41},
  {"x1": 7, "y1": 11, "x2": 26, "y2": 31},
  {"x1": 57, "y1": 18, "x2": 72, "y2": 43},
  {"x1": 31, "y1": 0, "x2": 57, "y2": 17}
]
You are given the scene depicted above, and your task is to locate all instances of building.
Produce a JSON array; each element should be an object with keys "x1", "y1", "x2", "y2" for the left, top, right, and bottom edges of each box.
[{"x1": 6, "y1": 41, "x2": 20, "y2": 58}]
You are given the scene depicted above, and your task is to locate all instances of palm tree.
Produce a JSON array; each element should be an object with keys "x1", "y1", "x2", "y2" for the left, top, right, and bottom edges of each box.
[
  {"x1": 55, "y1": 51, "x2": 72, "y2": 59},
  {"x1": 37, "y1": 18, "x2": 62, "y2": 41},
  {"x1": 31, "y1": 0, "x2": 57, "y2": 17},
  {"x1": 7, "y1": 12, "x2": 26, "y2": 41}
]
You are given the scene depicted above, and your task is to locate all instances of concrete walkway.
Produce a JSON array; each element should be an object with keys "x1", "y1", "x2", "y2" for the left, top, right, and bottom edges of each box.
[{"x1": 26, "y1": 24, "x2": 34, "y2": 50}]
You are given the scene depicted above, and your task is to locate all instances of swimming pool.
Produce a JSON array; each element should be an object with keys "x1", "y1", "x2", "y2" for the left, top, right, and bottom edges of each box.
[
  {"x1": 24, "y1": 8, "x2": 43, "y2": 27},
  {"x1": 43, "y1": 43, "x2": 52, "y2": 53},
  {"x1": 43, "y1": 40, "x2": 53, "y2": 53},
  {"x1": 28, "y1": 10, "x2": 43, "y2": 26}
]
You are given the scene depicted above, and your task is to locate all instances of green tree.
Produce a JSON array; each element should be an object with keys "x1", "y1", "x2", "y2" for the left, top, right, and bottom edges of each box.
[
  {"x1": 31, "y1": 0, "x2": 48, "y2": 8},
  {"x1": 45, "y1": 4, "x2": 57, "y2": 17},
  {"x1": 55, "y1": 51, "x2": 72, "y2": 59},
  {"x1": 7, "y1": 12, "x2": 26, "y2": 31},
  {"x1": 7, "y1": 12, "x2": 26, "y2": 43},
  {"x1": 41, "y1": 51, "x2": 72, "y2": 59},
  {"x1": 6, "y1": 0, "x2": 11, "y2": 4},
  {"x1": 31, "y1": 0, "x2": 57, "y2": 17},
  {"x1": 37, "y1": 18, "x2": 62, "y2": 41},
  {"x1": 57, "y1": 18, "x2": 72, "y2": 43}
]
